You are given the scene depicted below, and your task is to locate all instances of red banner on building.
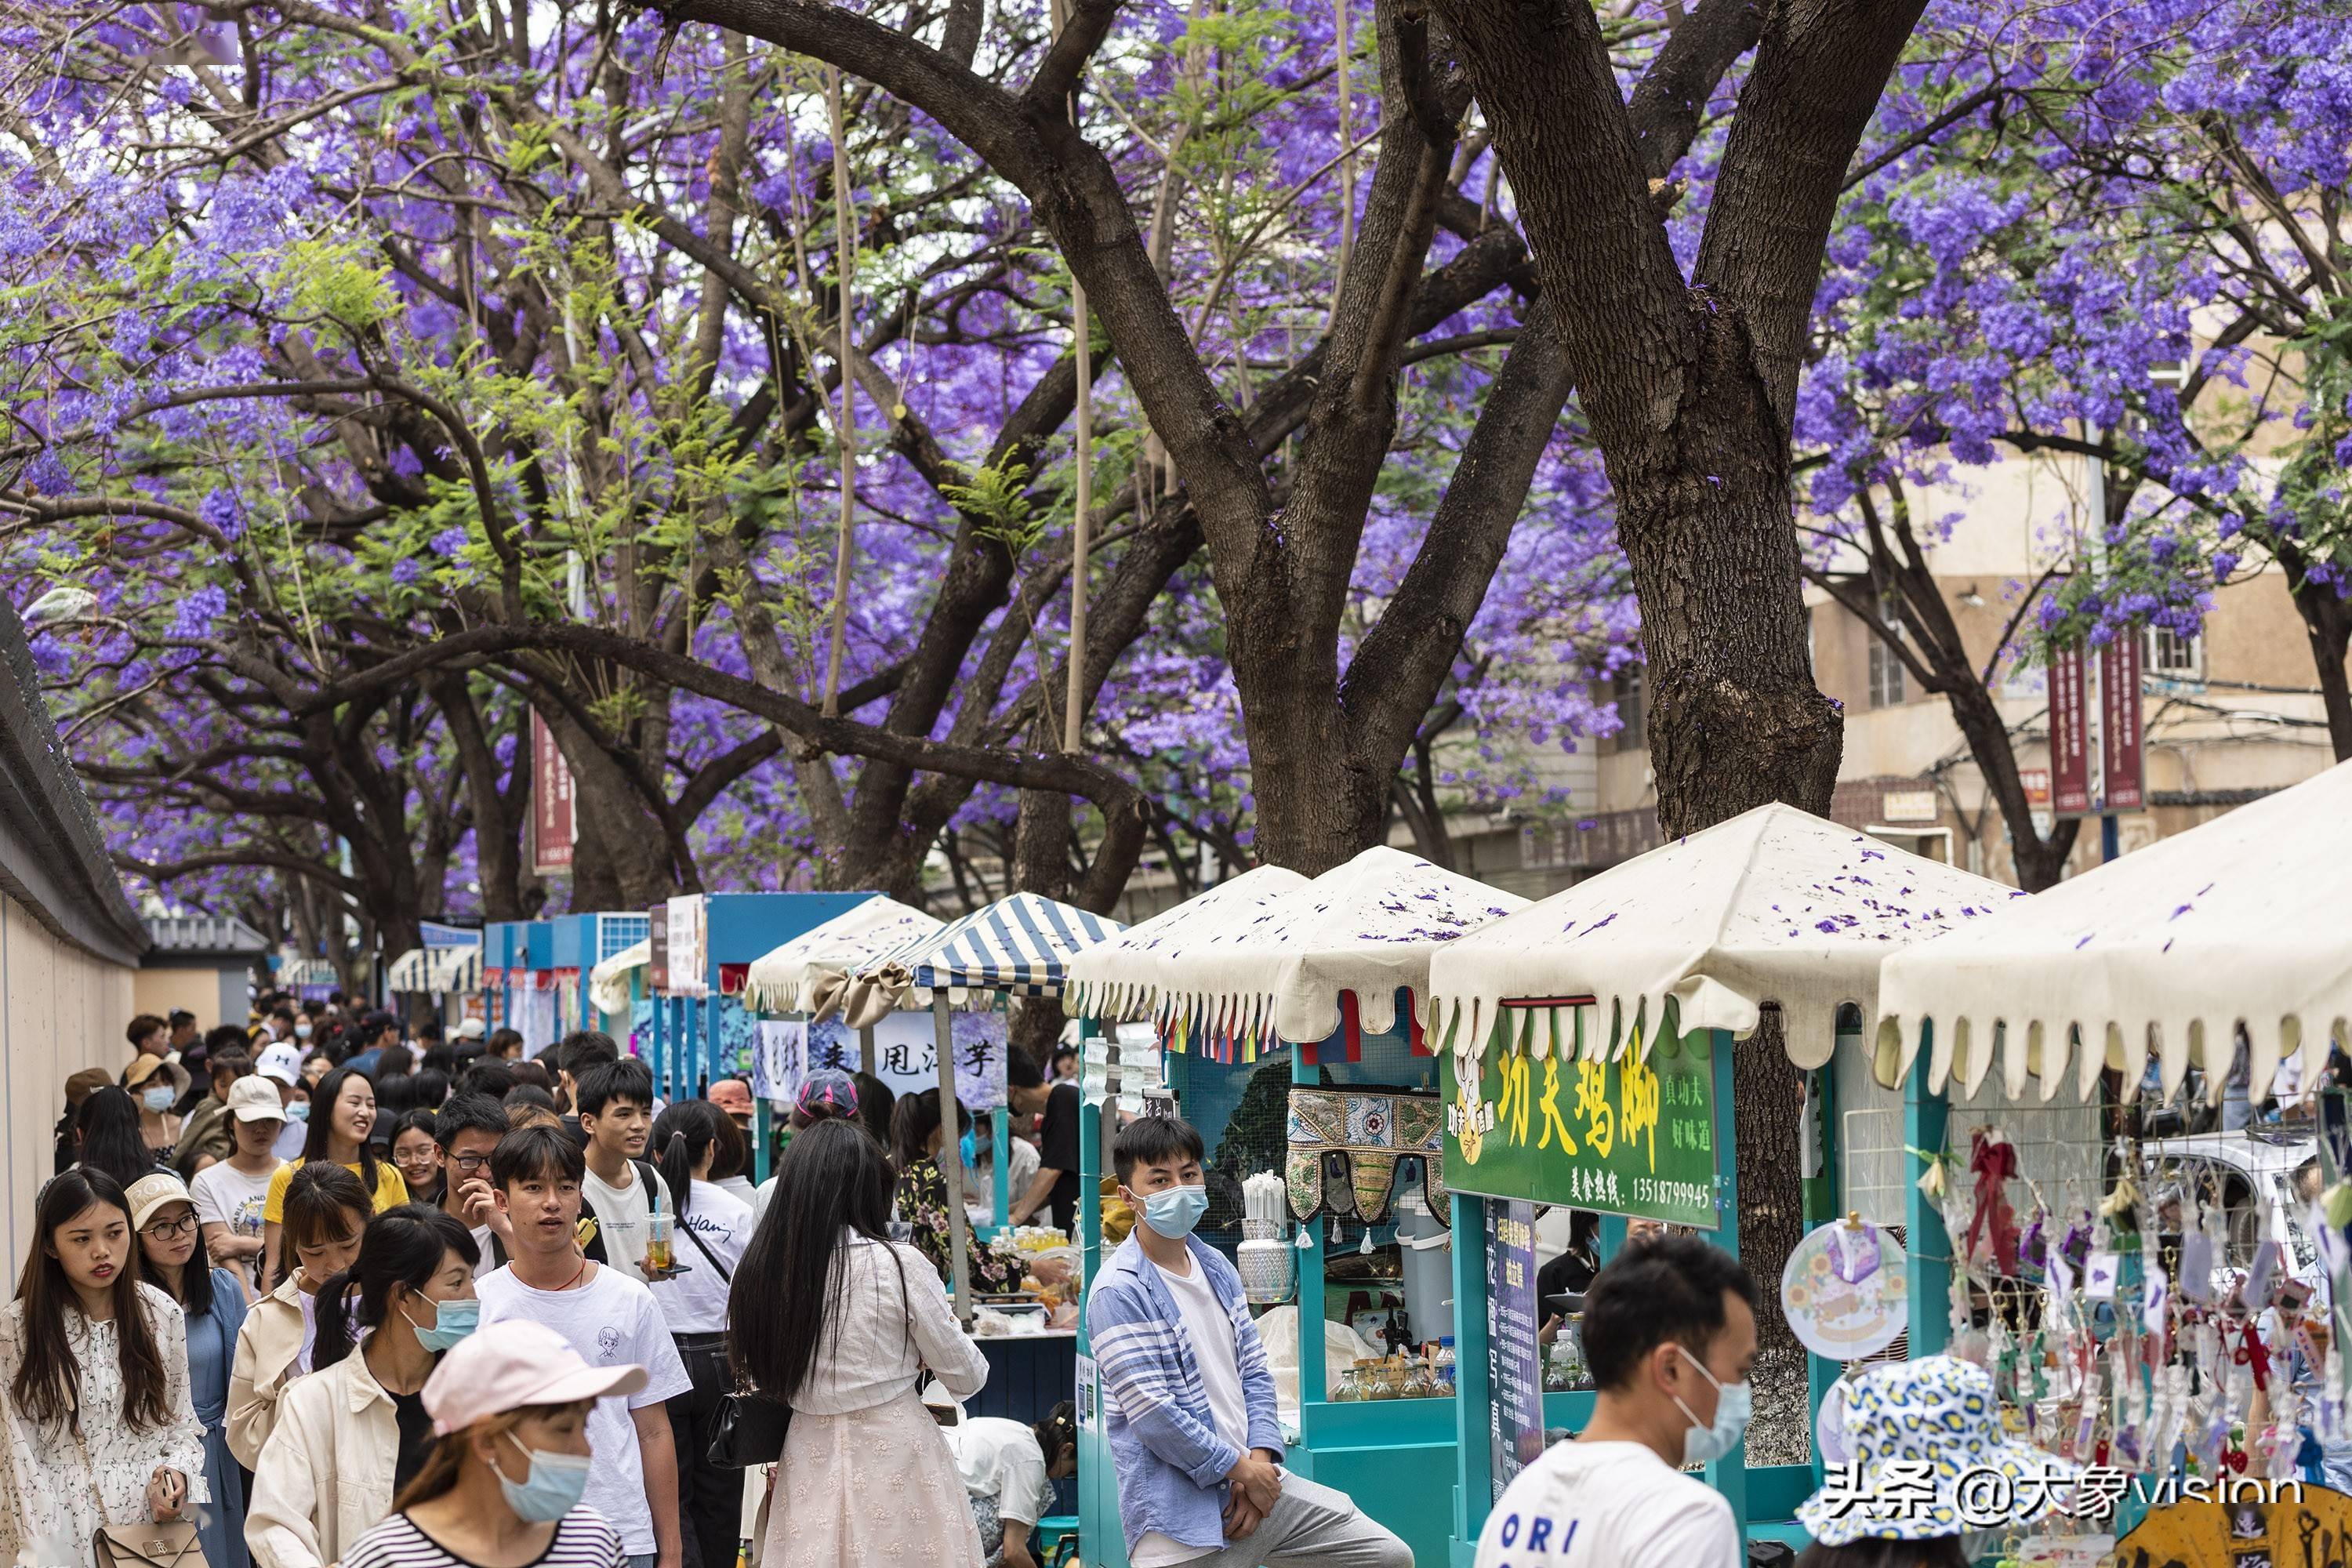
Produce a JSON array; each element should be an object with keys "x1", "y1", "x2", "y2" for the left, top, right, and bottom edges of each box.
[
  {"x1": 2049, "y1": 643, "x2": 2092, "y2": 818},
  {"x1": 530, "y1": 711, "x2": 576, "y2": 874},
  {"x1": 2101, "y1": 633, "x2": 2146, "y2": 811}
]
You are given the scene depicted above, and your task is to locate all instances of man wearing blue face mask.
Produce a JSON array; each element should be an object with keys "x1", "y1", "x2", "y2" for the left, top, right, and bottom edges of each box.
[
  {"x1": 1087, "y1": 1115, "x2": 1411, "y2": 1568},
  {"x1": 1475, "y1": 1234, "x2": 1755, "y2": 1568}
]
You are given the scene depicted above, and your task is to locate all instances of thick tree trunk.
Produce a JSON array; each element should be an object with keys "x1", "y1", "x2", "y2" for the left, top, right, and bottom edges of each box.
[
  {"x1": 2292, "y1": 575, "x2": 2352, "y2": 761},
  {"x1": 550, "y1": 710, "x2": 681, "y2": 908},
  {"x1": 1734, "y1": 1011, "x2": 1806, "y2": 1466},
  {"x1": 434, "y1": 676, "x2": 533, "y2": 920},
  {"x1": 1615, "y1": 367, "x2": 1843, "y2": 834}
]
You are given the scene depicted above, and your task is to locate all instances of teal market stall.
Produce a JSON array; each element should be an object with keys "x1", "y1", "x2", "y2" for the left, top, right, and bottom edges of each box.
[
  {"x1": 856, "y1": 891, "x2": 1127, "y2": 1317},
  {"x1": 1062, "y1": 849, "x2": 1528, "y2": 1568},
  {"x1": 644, "y1": 892, "x2": 875, "y2": 1102},
  {"x1": 1425, "y1": 804, "x2": 2037, "y2": 1563},
  {"x1": 739, "y1": 895, "x2": 946, "y2": 1185}
]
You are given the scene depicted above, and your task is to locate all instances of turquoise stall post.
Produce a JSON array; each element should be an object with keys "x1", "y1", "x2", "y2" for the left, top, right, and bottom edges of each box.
[{"x1": 1904, "y1": 1021, "x2": 1952, "y2": 1358}]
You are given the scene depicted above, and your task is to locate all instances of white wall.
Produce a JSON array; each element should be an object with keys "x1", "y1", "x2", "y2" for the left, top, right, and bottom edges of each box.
[{"x1": 0, "y1": 891, "x2": 136, "y2": 1265}]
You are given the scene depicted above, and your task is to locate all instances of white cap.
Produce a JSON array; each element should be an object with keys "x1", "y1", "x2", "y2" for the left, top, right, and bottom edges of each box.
[
  {"x1": 226, "y1": 1074, "x2": 286, "y2": 1123},
  {"x1": 456, "y1": 1018, "x2": 487, "y2": 1040},
  {"x1": 423, "y1": 1320, "x2": 649, "y2": 1435},
  {"x1": 125, "y1": 1172, "x2": 194, "y2": 1232},
  {"x1": 256, "y1": 1042, "x2": 303, "y2": 1086}
]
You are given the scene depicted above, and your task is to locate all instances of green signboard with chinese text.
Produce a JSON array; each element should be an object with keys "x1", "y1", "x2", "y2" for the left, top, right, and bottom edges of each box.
[{"x1": 1442, "y1": 1007, "x2": 1721, "y2": 1228}]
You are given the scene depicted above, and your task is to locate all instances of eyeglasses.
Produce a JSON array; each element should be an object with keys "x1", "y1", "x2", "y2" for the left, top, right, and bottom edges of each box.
[
  {"x1": 449, "y1": 1153, "x2": 491, "y2": 1174},
  {"x1": 141, "y1": 1215, "x2": 200, "y2": 1242}
]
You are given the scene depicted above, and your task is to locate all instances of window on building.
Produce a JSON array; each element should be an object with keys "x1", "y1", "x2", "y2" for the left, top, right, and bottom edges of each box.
[
  {"x1": 2146, "y1": 624, "x2": 2203, "y2": 681},
  {"x1": 1867, "y1": 637, "x2": 1907, "y2": 709},
  {"x1": 1613, "y1": 667, "x2": 1646, "y2": 749}
]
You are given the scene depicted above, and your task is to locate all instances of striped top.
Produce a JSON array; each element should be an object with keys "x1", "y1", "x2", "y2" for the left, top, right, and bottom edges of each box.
[
  {"x1": 340, "y1": 1508, "x2": 626, "y2": 1568},
  {"x1": 877, "y1": 891, "x2": 1124, "y2": 997}
]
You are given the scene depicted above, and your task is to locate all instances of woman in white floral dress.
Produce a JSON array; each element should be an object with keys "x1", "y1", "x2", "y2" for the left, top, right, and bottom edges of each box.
[{"x1": 0, "y1": 1168, "x2": 209, "y2": 1567}]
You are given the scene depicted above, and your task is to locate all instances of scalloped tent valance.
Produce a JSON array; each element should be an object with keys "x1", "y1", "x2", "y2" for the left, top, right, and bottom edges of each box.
[
  {"x1": 1425, "y1": 803, "x2": 2025, "y2": 1085},
  {"x1": 742, "y1": 895, "x2": 943, "y2": 1019},
  {"x1": 1134, "y1": 846, "x2": 1526, "y2": 1057},
  {"x1": 1064, "y1": 864, "x2": 1312, "y2": 1027},
  {"x1": 1877, "y1": 760, "x2": 2352, "y2": 1105}
]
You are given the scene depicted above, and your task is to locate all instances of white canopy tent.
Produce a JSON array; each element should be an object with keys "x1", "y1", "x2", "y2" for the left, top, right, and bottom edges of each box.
[
  {"x1": 587, "y1": 939, "x2": 648, "y2": 1018},
  {"x1": 1878, "y1": 759, "x2": 2352, "y2": 1105},
  {"x1": 1141, "y1": 846, "x2": 1526, "y2": 1056},
  {"x1": 1063, "y1": 864, "x2": 1311, "y2": 1025},
  {"x1": 1427, "y1": 803, "x2": 2025, "y2": 1083},
  {"x1": 741, "y1": 895, "x2": 942, "y2": 1020}
]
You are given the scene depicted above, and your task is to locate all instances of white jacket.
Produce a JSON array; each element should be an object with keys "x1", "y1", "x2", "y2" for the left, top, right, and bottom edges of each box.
[{"x1": 244, "y1": 1350, "x2": 398, "y2": 1568}]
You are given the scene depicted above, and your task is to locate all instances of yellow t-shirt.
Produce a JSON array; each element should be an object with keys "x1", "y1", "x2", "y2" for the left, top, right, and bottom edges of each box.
[{"x1": 261, "y1": 1158, "x2": 408, "y2": 1223}]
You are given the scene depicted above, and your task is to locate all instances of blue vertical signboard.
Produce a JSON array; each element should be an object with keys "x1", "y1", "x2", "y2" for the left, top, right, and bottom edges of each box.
[{"x1": 1486, "y1": 1199, "x2": 1544, "y2": 1501}]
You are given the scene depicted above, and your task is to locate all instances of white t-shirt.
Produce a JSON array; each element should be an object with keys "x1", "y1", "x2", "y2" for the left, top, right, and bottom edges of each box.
[
  {"x1": 713, "y1": 1174, "x2": 758, "y2": 1208},
  {"x1": 1131, "y1": 1254, "x2": 1249, "y2": 1568},
  {"x1": 1472, "y1": 1439, "x2": 1740, "y2": 1568},
  {"x1": 191, "y1": 1159, "x2": 279, "y2": 1283},
  {"x1": 649, "y1": 1181, "x2": 754, "y2": 1334},
  {"x1": 944, "y1": 1417, "x2": 1054, "y2": 1526},
  {"x1": 467, "y1": 1222, "x2": 499, "y2": 1278},
  {"x1": 582, "y1": 1161, "x2": 673, "y2": 1274},
  {"x1": 476, "y1": 1263, "x2": 692, "y2": 1556}
]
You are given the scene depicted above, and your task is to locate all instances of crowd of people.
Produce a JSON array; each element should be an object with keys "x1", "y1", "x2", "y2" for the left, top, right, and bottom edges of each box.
[
  {"x1": 15, "y1": 991, "x2": 2058, "y2": 1568},
  {"x1": 18, "y1": 995, "x2": 1084, "y2": 1568}
]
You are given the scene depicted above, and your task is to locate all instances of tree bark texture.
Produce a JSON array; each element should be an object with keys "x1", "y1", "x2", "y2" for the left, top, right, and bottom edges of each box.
[
  {"x1": 1426, "y1": 0, "x2": 1942, "y2": 837},
  {"x1": 1734, "y1": 1011, "x2": 1806, "y2": 1466}
]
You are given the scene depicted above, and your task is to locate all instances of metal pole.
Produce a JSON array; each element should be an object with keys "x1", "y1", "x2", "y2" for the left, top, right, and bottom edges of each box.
[
  {"x1": 935, "y1": 992, "x2": 973, "y2": 1323},
  {"x1": 2085, "y1": 420, "x2": 2118, "y2": 863},
  {"x1": 819, "y1": 67, "x2": 858, "y2": 718},
  {"x1": 858, "y1": 1022, "x2": 877, "y2": 1078},
  {"x1": 1054, "y1": 0, "x2": 1093, "y2": 758}
]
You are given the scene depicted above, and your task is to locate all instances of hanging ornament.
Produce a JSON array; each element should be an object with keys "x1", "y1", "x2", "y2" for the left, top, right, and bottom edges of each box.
[{"x1": 1780, "y1": 1219, "x2": 1907, "y2": 1361}]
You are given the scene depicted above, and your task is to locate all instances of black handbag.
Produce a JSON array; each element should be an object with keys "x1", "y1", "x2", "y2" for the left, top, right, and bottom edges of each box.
[{"x1": 706, "y1": 1388, "x2": 791, "y2": 1469}]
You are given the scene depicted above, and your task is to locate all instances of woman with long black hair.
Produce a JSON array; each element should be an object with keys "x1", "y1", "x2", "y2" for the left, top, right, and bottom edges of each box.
[
  {"x1": 0, "y1": 1168, "x2": 208, "y2": 1566},
  {"x1": 648, "y1": 1100, "x2": 755, "y2": 1568},
  {"x1": 729, "y1": 1118, "x2": 989, "y2": 1566},
  {"x1": 74, "y1": 1085, "x2": 162, "y2": 1191},
  {"x1": 127, "y1": 1173, "x2": 251, "y2": 1568},
  {"x1": 260, "y1": 1067, "x2": 406, "y2": 1286},
  {"x1": 246, "y1": 1204, "x2": 481, "y2": 1568}
]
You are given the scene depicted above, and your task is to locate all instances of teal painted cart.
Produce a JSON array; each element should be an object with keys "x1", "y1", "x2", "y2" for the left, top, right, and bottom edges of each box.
[
  {"x1": 1421, "y1": 804, "x2": 2031, "y2": 1563},
  {"x1": 1061, "y1": 850, "x2": 1538, "y2": 1568}
]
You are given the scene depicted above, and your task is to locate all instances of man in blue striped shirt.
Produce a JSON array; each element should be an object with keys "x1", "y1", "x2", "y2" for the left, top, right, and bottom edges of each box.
[{"x1": 1086, "y1": 1114, "x2": 1412, "y2": 1568}]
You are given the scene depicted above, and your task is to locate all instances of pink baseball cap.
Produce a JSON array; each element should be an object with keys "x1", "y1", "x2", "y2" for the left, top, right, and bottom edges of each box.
[
  {"x1": 708, "y1": 1079, "x2": 754, "y2": 1116},
  {"x1": 423, "y1": 1319, "x2": 649, "y2": 1436}
]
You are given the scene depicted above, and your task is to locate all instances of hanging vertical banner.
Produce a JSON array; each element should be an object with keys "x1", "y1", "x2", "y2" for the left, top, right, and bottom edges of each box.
[
  {"x1": 666, "y1": 895, "x2": 708, "y2": 998},
  {"x1": 1486, "y1": 1200, "x2": 1544, "y2": 1502},
  {"x1": 530, "y1": 712, "x2": 576, "y2": 873},
  {"x1": 2048, "y1": 643, "x2": 2092, "y2": 818},
  {"x1": 2100, "y1": 633, "x2": 2145, "y2": 811},
  {"x1": 647, "y1": 906, "x2": 670, "y2": 994}
]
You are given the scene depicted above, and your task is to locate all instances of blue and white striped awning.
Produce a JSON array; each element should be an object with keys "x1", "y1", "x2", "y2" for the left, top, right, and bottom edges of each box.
[
  {"x1": 865, "y1": 892, "x2": 1124, "y2": 1001},
  {"x1": 387, "y1": 942, "x2": 484, "y2": 994}
]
